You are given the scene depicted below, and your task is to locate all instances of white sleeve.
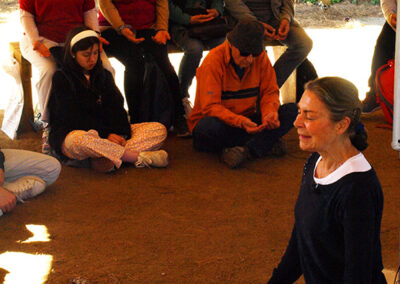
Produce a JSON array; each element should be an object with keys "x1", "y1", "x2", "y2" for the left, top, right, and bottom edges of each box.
[
  {"x1": 381, "y1": 0, "x2": 397, "y2": 23},
  {"x1": 83, "y1": 8, "x2": 100, "y2": 32},
  {"x1": 20, "y1": 9, "x2": 40, "y2": 43}
]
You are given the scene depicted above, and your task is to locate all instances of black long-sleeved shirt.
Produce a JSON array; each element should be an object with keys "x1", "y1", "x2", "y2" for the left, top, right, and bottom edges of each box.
[
  {"x1": 48, "y1": 66, "x2": 131, "y2": 158},
  {"x1": 268, "y1": 153, "x2": 387, "y2": 284}
]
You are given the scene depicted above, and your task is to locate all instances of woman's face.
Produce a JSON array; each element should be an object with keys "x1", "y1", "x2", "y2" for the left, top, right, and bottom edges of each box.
[
  {"x1": 294, "y1": 89, "x2": 342, "y2": 153},
  {"x1": 74, "y1": 43, "x2": 99, "y2": 72}
]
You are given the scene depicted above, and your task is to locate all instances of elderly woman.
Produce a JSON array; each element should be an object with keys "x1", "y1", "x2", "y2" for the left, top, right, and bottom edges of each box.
[{"x1": 268, "y1": 77, "x2": 386, "y2": 283}]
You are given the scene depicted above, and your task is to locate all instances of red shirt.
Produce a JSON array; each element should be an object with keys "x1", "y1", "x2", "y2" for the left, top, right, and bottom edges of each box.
[
  {"x1": 19, "y1": 0, "x2": 95, "y2": 43},
  {"x1": 98, "y1": 0, "x2": 157, "y2": 30}
]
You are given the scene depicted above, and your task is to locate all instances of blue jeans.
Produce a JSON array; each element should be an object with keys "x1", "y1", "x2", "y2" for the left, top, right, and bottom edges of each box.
[
  {"x1": 271, "y1": 21, "x2": 313, "y2": 88},
  {"x1": 192, "y1": 103, "x2": 297, "y2": 157},
  {"x1": 171, "y1": 26, "x2": 225, "y2": 99}
]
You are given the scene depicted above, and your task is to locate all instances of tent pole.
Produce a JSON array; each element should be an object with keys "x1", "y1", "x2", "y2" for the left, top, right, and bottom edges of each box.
[{"x1": 391, "y1": 0, "x2": 400, "y2": 154}]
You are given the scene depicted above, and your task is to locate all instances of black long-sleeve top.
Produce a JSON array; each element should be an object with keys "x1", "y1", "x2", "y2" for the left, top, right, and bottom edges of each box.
[
  {"x1": 48, "y1": 66, "x2": 131, "y2": 158},
  {"x1": 268, "y1": 153, "x2": 387, "y2": 284}
]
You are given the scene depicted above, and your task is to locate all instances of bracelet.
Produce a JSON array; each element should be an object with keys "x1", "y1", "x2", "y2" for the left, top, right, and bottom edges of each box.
[{"x1": 118, "y1": 24, "x2": 132, "y2": 34}]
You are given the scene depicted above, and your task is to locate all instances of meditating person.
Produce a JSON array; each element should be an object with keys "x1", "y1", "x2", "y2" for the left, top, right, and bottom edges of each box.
[
  {"x1": 48, "y1": 27, "x2": 169, "y2": 172},
  {"x1": 168, "y1": 0, "x2": 226, "y2": 116},
  {"x1": 0, "y1": 148, "x2": 61, "y2": 216},
  {"x1": 98, "y1": 0, "x2": 190, "y2": 137},
  {"x1": 268, "y1": 77, "x2": 386, "y2": 283},
  {"x1": 19, "y1": 0, "x2": 113, "y2": 153},
  {"x1": 187, "y1": 18, "x2": 297, "y2": 168}
]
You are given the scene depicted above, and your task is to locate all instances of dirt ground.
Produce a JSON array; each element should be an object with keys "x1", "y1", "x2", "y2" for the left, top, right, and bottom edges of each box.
[
  {"x1": 0, "y1": 111, "x2": 399, "y2": 283},
  {"x1": 0, "y1": 1, "x2": 399, "y2": 283},
  {"x1": 296, "y1": 1, "x2": 383, "y2": 28}
]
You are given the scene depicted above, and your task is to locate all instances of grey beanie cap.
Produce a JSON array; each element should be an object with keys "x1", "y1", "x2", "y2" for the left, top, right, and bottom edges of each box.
[{"x1": 227, "y1": 17, "x2": 265, "y2": 56}]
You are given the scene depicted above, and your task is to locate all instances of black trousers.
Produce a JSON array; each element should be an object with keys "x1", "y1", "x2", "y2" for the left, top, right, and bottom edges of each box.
[
  {"x1": 102, "y1": 28, "x2": 185, "y2": 123},
  {"x1": 192, "y1": 103, "x2": 298, "y2": 158},
  {"x1": 366, "y1": 22, "x2": 396, "y2": 98}
]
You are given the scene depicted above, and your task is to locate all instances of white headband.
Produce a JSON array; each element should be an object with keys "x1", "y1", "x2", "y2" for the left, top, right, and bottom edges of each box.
[{"x1": 70, "y1": 30, "x2": 98, "y2": 50}]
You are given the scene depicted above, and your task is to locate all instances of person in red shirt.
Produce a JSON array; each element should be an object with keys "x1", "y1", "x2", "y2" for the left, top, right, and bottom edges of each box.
[
  {"x1": 19, "y1": 0, "x2": 113, "y2": 152},
  {"x1": 98, "y1": 0, "x2": 191, "y2": 137}
]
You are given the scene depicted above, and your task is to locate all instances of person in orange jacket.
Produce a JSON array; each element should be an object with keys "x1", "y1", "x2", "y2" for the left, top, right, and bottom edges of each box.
[{"x1": 187, "y1": 18, "x2": 297, "y2": 168}]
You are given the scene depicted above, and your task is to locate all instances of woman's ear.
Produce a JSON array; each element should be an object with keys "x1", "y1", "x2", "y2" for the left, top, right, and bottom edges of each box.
[{"x1": 335, "y1": 116, "x2": 351, "y2": 135}]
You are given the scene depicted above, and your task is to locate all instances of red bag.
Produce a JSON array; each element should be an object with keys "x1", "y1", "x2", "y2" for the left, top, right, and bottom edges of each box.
[{"x1": 375, "y1": 59, "x2": 394, "y2": 125}]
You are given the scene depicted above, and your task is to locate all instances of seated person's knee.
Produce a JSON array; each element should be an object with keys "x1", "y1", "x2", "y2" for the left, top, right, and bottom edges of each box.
[
  {"x1": 185, "y1": 41, "x2": 205, "y2": 57},
  {"x1": 45, "y1": 156, "x2": 62, "y2": 186}
]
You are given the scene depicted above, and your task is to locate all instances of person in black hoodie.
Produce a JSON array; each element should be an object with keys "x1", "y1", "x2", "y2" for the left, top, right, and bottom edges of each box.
[{"x1": 49, "y1": 26, "x2": 169, "y2": 172}]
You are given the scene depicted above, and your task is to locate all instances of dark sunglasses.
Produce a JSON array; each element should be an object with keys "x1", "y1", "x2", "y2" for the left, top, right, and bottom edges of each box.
[
  {"x1": 239, "y1": 51, "x2": 252, "y2": 57},
  {"x1": 239, "y1": 50, "x2": 261, "y2": 57}
]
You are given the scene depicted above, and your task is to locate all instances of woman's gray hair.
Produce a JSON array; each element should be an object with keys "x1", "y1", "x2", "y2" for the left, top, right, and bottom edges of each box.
[{"x1": 304, "y1": 77, "x2": 368, "y2": 151}]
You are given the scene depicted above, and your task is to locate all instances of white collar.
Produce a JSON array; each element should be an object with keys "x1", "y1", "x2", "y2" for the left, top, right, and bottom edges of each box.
[{"x1": 313, "y1": 152, "x2": 371, "y2": 185}]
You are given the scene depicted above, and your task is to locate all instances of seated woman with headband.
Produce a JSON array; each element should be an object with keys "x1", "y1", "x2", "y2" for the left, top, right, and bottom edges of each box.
[
  {"x1": 48, "y1": 26, "x2": 169, "y2": 172},
  {"x1": 19, "y1": 0, "x2": 114, "y2": 153}
]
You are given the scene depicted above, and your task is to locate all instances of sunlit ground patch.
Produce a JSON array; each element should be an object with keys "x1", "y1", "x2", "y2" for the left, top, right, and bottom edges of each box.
[
  {"x1": 20, "y1": 224, "x2": 50, "y2": 243},
  {"x1": 0, "y1": 252, "x2": 52, "y2": 284}
]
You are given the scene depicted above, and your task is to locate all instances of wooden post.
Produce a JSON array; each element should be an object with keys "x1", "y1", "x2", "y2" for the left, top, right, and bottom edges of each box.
[{"x1": 272, "y1": 45, "x2": 297, "y2": 104}]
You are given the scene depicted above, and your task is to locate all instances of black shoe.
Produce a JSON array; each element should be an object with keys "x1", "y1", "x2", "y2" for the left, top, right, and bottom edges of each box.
[
  {"x1": 174, "y1": 116, "x2": 191, "y2": 138},
  {"x1": 362, "y1": 94, "x2": 380, "y2": 113},
  {"x1": 221, "y1": 146, "x2": 249, "y2": 168},
  {"x1": 266, "y1": 138, "x2": 287, "y2": 157}
]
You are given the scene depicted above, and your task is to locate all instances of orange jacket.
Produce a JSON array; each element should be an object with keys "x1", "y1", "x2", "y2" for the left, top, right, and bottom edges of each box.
[{"x1": 187, "y1": 40, "x2": 280, "y2": 132}]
